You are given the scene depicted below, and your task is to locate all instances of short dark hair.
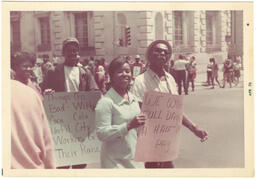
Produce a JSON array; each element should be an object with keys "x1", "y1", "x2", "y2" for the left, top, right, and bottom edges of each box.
[
  {"x1": 11, "y1": 51, "x2": 36, "y2": 70},
  {"x1": 108, "y1": 56, "x2": 130, "y2": 83},
  {"x1": 146, "y1": 40, "x2": 172, "y2": 62}
]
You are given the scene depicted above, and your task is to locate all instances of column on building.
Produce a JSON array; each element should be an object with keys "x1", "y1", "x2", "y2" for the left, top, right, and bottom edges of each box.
[
  {"x1": 193, "y1": 11, "x2": 201, "y2": 53},
  {"x1": 164, "y1": 11, "x2": 173, "y2": 49},
  {"x1": 52, "y1": 11, "x2": 66, "y2": 57},
  {"x1": 136, "y1": 11, "x2": 154, "y2": 61},
  {"x1": 200, "y1": 11, "x2": 206, "y2": 53},
  {"x1": 94, "y1": 12, "x2": 105, "y2": 58}
]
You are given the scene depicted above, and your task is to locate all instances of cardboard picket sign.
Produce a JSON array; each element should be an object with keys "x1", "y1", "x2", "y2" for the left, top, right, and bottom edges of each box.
[
  {"x1": 134, "y1": 90, "x2": 184, "y2": 162},
  {"x1": 43, "y1": 91, "x2": 101, "y2": 167}
]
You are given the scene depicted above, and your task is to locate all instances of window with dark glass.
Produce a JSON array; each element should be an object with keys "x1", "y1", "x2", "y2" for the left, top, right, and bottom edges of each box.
[
  {"x1": 174, "y1": 11, "x2": 183, "y2": 45},
  {"x1": 38, "y1": 17, "x2": 51, "y2": 51},
  {"x1": 206, "y1": 12, "x2": 213, "y2": 45},
  {"x1": 11, "y1": 20, "x2": 21, "y2": 52},
  {"x1": 74, "y1": 13, "x2": 89, "y2": 49}
]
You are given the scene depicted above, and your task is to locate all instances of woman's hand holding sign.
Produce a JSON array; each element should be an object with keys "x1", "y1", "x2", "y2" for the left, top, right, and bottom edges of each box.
[{"x1": 127, "y1": 113, "x2": 147, "y2": 131}]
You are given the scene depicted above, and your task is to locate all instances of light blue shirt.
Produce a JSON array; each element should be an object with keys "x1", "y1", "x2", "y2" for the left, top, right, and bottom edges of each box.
[{"x1": 95, "y1": 88, "x2": 144, "y2": 168}]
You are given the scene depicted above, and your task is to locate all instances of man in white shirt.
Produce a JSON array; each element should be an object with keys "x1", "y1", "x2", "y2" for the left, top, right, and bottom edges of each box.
[
  {"x1": 173, "y1": 55, "x2": 189, "y2": 95},
  {"x1": 42, "y1": 37, "x2": 97, "y2": 93},
  {"x1": 42, "y1": 37, "x2": 97, "y2": 169},
  {"x1": 131, "y1": 40, "x2": 208, "y2": 168}
]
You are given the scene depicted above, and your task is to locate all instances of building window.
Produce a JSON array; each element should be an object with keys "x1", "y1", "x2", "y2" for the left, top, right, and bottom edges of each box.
[
  {"x1": 206, "y1": 11, "x2": 221, "y2": 52},
  {"x1": 74, "y1": 12, "x2": 89, "y2": 49},
  {"x1": 174, "y1": 11, "x2": 183, "y2": 45},
  {"x1": 11, "y1": 20, "x2": 21, "y2": 53},
  {"x1": 155, "y1": 12, "x2": 163, "y2": 40},
  {"x1": 206, "y1": 12, "x2": 214, "y2": 45},
  {"x1": 117, "y1": 13, "x2": 130, "y2": 47},
  {"x1": 38, "y1": 17, "x2": 51, "y2": 51}
]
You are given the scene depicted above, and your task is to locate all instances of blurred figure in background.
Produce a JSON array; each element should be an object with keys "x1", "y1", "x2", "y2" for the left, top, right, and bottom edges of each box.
[
  {"x1": 173, "y1": 55, "x2": 189, "y2": 95},
  {"x1": 210, "y1": 58, "x2": 221, "y2": 89},
  {"x1": 222, "y1": 58, "x2": 234, "y2": 88},
  {"x1": 131, "y1": 55, "x2": 144, "y2": 79},
  {"x1": 206, "y1": 58, "x2": 213, "y2": 86},
  {"x1": 187, "y1": 56, "x2": 197, "y2": 92},
  {"x1": 233, "y1": 57, "x2": 242, "y2": 85}
]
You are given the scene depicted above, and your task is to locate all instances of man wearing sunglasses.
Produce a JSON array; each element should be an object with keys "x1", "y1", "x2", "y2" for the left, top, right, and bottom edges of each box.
[{"x1": 131, "y1": 40, "x2": 208, "y2": 168}]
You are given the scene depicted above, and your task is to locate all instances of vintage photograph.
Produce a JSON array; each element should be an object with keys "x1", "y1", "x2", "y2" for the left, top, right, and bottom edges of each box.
[{"x1": 2, "y1": 1, "x2": 254, "y2": 178}]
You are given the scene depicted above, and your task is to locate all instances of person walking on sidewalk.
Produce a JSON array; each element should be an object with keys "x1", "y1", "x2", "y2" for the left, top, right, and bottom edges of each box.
[
  {"x1": 173, "y1": 55, "x2": 189, "y2": 95},
  {"x1": 206, "y1": 58, "x2": 213, "y2": 86},
  {"x1": 222, "y1": 58, "x2": 234, "y2": 88},
  {"x1": 210, "y1": 58, "x2": 221, "y2": 89},
  {"x1": 187, "y1": 56, "x2": 197, "y2": 92}
]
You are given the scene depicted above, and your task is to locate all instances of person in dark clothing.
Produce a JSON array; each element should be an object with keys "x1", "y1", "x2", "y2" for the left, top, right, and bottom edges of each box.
[{"x1": 210, "y1": 58, "x2": 221, "y2": 89}]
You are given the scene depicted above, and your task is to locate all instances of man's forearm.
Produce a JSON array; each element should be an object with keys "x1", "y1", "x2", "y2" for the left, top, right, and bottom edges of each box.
[{"x1": 182, "y1": 114, "x2": 197, "y2": 132}]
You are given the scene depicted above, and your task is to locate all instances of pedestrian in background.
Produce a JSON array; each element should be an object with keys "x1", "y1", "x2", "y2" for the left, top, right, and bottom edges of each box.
[
  {"x1": 206, "y1": 58, "x2": 213, "y2": 86},
  {"x1": 222, "y1": 58, "x2": 234, "y2": 88},
  {"x1": 131, "y1": 55, "x2": 144, "y2": 78},
  {"x1": 11, "y1": 80, "x2": 55, "y2": 169},
  {"x1": 131, "y1": 40, "x2": 208, "y2": 168},
  {"x1": 210, "y1": 58, "x2": 221, "y2": 89},
  {"x1": 233, "y1": 57, "x2": 242, "y2": 85},
  {"x1": 95, "y1": 57, "x2": 147, "y2": 168},
  {"x1": 173, "y1": 54, "x2": 189, "y2": 95},
  {"x1": 187, "y1": 56, "x2": 197, "y2": 92},
  {"x1": 95, "y1": 61, "x2": 106, "y2": 94}
]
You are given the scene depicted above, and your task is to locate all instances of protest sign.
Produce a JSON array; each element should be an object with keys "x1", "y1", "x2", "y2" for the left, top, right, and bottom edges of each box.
[
  {"x1": 43, "y1": 91, "x2": 101, "y2": 167},
  {"x1": 134, "y1": 90, "x2": 184, "y2": 162}
]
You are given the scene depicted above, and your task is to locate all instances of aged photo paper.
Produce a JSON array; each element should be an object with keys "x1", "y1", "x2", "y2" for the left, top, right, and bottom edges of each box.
[{"x1": 1, "y1": 1, "x2": 254, "y2": 177}]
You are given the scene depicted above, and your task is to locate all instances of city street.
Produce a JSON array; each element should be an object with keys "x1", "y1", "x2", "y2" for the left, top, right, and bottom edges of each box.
[{"x1": 174, "y1": 79, "x2": 244, "y2": 168}]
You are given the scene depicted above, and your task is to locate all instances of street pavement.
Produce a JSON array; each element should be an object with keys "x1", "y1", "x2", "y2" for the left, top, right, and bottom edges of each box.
[{"x1": 173, "y1": 72, "x2": 244, "y2": 168}]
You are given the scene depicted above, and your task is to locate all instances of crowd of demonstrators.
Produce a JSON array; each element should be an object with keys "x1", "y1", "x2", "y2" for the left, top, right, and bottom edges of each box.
[
  {"x1": 10, "y1": 38, "x2": 210, "y2": 169},
  {"x1": 131, "y1": 40, "x2": 208, "y2": 168},
  {"x1": 11, "y1": 80, "x2": 55, "y2": 169},
  {"x1": 173, "y1": 55, "x2": 189, "y2": 95},
  {"x1": 95, "y1": 57, "x2": 146, "y2": 168},
  {"x1": 11, "y1": 51, "x2": 44, "y2": 101}
]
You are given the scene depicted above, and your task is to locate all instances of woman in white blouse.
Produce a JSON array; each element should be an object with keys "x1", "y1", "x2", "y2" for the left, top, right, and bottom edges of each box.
[{"x1": 95, "y1": 57, "x2": 147, "y2": 168}]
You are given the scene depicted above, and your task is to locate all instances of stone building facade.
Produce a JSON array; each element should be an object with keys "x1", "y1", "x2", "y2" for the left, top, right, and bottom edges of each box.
[{"x1": 11, "y1": 11, "x2": 239, "y2": 71}]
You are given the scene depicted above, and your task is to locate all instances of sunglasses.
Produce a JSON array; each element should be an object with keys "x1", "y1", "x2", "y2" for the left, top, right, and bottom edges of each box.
[{"x1": 153, "y1": 47, "x2": 170, "y2": 55}]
